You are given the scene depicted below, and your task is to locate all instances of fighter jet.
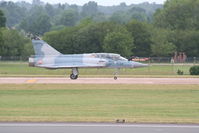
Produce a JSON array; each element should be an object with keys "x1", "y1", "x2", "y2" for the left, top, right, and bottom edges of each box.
[{"x1": 29, "y1": 39, "x2": 148, "y2": 80}]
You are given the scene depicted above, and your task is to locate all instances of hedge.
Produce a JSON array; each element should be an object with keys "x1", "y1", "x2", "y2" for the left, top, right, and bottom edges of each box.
[{"x1": 189, "y1": 66, "x2": 199, "y2": 75}]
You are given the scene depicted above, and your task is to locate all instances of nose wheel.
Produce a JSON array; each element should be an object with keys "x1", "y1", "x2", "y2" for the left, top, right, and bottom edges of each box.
[{"x1": 113, "y1": 68, "x2": 120, "y2": 80}]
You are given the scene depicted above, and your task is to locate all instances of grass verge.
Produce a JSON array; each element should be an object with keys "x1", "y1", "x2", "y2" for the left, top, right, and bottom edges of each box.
[
  {"x1": 0, "y1": 61, "x2": 199, "y2": 77},
  {"x1": 0, "y1": 84, "x2": 199, "y2": 123}
]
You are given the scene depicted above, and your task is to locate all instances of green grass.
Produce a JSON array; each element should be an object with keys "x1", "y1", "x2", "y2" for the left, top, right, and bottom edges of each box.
[
  {"x1": 0, "y1": 84, "x2": 199, "y2": 123},
  {"x1": 0, "y1": 61, "x2": 198, "y2": 77}
]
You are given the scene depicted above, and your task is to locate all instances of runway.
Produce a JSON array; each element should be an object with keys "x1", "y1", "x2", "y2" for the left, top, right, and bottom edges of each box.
[
  {"x1": 0, "y1": 123, "x2": 199, "y2": 133},
  {"x1": 0, "y1": 77, "x2": 199, "y2": 84}
]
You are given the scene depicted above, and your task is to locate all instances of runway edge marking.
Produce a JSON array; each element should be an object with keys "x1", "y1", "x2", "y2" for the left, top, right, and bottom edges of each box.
[{"x1": 0, "y1": 123, "x2": 199, "y2": 128}]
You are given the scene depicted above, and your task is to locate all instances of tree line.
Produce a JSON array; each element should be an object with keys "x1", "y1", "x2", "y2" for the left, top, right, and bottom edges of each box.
[
  {"x1": 0, "y1": 0, "x2": 199, "y2": 58},
  {"x1": 0, "y1": 0, "x2": 160, "y2": 34}
]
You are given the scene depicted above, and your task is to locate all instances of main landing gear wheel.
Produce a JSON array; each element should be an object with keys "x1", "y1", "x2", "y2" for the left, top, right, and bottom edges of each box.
[
  {"x1": 114, "y1": 76, "x2": 117, "y2": 80},
  {"x1": 70, "y1": 74, "x2": 78, "y2": 80},
  {"x1": 70, "y1": 68, "x2": 79, "y2": 80}
]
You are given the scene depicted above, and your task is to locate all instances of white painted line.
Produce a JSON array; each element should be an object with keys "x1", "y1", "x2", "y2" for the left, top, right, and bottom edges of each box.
[{"x1": 0, "y1": 124, "x2": 199, "y2": 128}]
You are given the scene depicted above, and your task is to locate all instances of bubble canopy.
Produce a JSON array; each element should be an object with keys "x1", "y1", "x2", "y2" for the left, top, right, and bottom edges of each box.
[{"x1": 92, "y1": 53, "x2": 128, "y2": 61}]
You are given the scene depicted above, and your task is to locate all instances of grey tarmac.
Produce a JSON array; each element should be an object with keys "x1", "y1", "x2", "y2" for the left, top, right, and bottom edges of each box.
[
  {"x1": 0, "y1": 77, "x2": 199, "y2": 84},
  {"x1": 0, "y1": 123, "x2": 199, "y2": 133}
]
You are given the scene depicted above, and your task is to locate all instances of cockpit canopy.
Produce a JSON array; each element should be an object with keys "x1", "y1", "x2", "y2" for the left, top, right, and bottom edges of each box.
[{"x1": 92, "y1": 53, "x2": 127, "y2": 61}]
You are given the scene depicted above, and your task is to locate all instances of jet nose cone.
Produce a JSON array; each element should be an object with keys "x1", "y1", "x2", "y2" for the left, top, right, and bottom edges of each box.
[{"x1": 132, "y1": 62, "x2": 148, "y2": 68}]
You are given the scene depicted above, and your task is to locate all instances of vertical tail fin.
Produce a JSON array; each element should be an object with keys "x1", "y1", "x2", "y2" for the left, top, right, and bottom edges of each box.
[{"x1": 32, "y1": 40, "x2": 62, "y2": 56}]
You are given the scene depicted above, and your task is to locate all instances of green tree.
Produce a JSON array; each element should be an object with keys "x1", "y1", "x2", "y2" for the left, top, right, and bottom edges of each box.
[
  {"x1": 153, "y1": 0, "x2": 199, "y2": 57},
  {"x1": 50, "y1": 25, "x2": 65, "y2": 31},
  {"x1": 103, "y1": 31, "x2": 134, "y2": 57},
  {"x1": 72, "y1": 22, "x2": 131, "y2": 54},
  {"x1": 45, "y1": 3, "x2": 55, "y2": 17},
  {"x1": 0, "y1": 9, "x2": 6, "y2": 27},
  {"x1": 0, "y1": 28, "x2": 32, "y2": 56},
  {"x1": 0, "y1": 29, "x2": 4, "y2": 55},
  {"x1": 44, "y1": 19, "x2": 96, "y2": 54},
  {"x1": 20, "y1": 13, "x2": 51, "y2": 35},
  {"x1": 0, "y1": 1, "x2": 26, "y2": 27},
  {"x1": 81, "y1": 1, "x2": 98, "y2": 17},
  {"x1": 43, "y1": 26, "x2": 80, "y2": 54},
  {"x1": 151, "y1": 28, "x2": 176, "y2": 56},
  {"x1": 44, "y1": 21, "x2": 129, "y2": 54},
  {"x1": 110, "y1": 11, "x2": 130, "y2": 24},
  {"x1": 154, "y1": 0, "x2": 199, "y2": 30},
  {"x1": 126, "y1": 20, "x2": 152, "y2": 56},
  {"x1": 170, "y1": 30, "x2": 199, "y2": 57},
  {"x1": 57, "y1": 10, "x2": 79, "y2": 26},
  {"x1": 33, "y1": 14, "x2": 51, "y2": 35},
  {"x1": 69, "y1": 4, "x2": 78, "y2": 11},
  {"x1": 92, "y1": 13, "x2": 107, "y2": 22},
  {"x1": 72, "y1": 24, "x2": 103, "y2": 53},
  {"x1": 128, "y1": 7, "x2": 148, "y2": 22},
  {"x1": 109, "y1": 7, "x2": 148, "y2": 24}
]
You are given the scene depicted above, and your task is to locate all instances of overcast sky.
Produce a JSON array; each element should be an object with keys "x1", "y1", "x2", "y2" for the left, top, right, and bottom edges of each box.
[{"x1": 2, "y1": 0, "x2": 166, "y2": 6}]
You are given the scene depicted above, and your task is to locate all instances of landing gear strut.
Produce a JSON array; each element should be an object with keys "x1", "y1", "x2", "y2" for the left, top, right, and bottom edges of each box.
[
  {"x1": 113, "y1": 68, "x2": 120, "y2": 80},
  {"x1": 70, "y1": 68, "x2": 79, "y2": 80}
]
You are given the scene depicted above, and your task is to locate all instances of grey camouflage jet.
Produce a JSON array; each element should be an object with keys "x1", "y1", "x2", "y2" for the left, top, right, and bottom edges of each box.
[{"x1": 29, "y1": 39, "x2": 148, "y2": 80}]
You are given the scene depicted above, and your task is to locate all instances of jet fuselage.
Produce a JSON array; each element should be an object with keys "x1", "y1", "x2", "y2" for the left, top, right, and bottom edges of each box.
[{"x1": 29, "y1": 39, "x2": 148, "y2": 79}]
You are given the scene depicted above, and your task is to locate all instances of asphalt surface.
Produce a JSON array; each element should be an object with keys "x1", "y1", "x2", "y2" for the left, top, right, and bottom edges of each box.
[
  {"x1": 0, "y1": 123, "x2": 199, "y2": 133},
  {"x1": 0, "y1": 77, "x2": 199, "y2": 84}
]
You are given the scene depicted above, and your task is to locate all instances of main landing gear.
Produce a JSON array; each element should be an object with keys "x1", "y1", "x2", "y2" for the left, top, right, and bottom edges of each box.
[{"x1": 70, "y1": 68, "x2": 79, "y2": 80}]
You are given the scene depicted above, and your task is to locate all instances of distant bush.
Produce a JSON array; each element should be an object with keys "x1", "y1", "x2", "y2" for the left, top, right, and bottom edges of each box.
[
  {"x1": 177, "y1": 69, "x2": 184, "y2": 75},
  {"x1": 189, "y1": 66, "x2": 199, "y2": 75}
]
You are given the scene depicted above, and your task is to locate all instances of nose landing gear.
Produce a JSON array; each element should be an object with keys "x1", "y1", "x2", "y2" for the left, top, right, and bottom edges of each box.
[{"x1": 113, "y1": 68, "x2": 120, "y2": 80}]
